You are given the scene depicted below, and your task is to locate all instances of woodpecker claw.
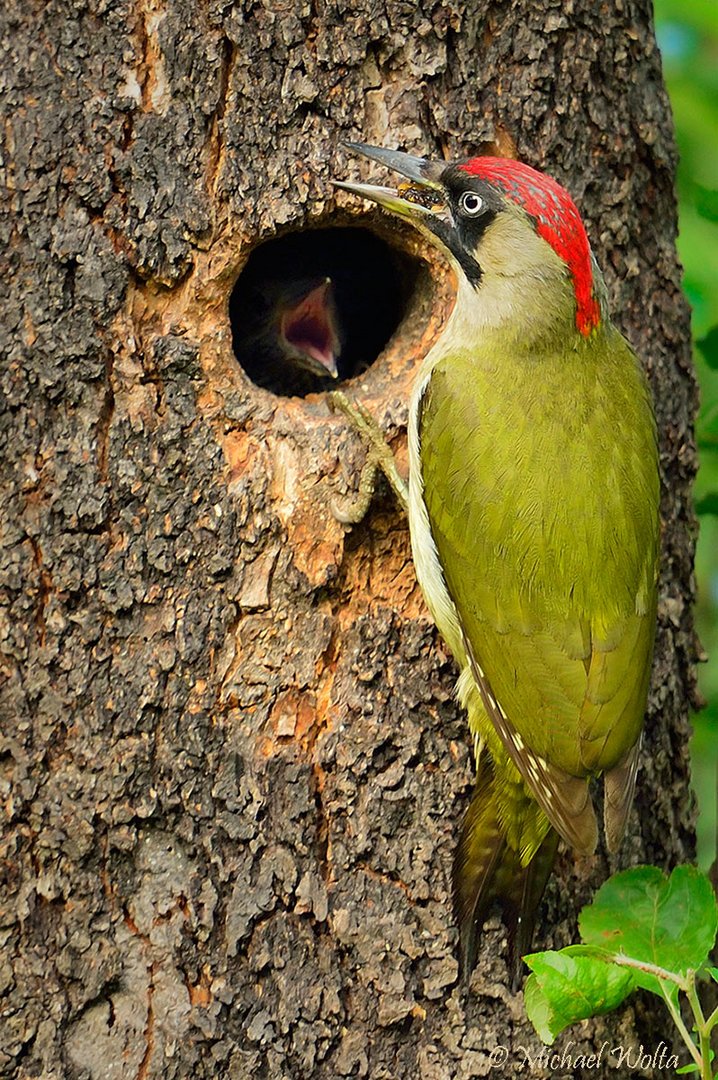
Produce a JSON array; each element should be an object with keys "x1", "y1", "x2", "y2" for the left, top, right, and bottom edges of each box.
[{"x1": 329, "y1": 391, "x2": 409, "y2": 518}]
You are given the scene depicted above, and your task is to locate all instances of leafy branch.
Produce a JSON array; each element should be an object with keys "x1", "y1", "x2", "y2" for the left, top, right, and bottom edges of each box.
[{"x1": 523, "y1": 865, "x2": 718, "y2": 1078}]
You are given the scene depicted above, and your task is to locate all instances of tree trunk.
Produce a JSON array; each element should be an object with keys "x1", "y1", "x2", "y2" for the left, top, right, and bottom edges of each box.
[{"x1": 0, "y1": 0, "x2": 699, "y2": 1077}]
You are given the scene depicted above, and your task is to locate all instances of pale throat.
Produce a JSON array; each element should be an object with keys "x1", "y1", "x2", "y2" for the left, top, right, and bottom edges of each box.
[{"x1": 436, "y1": 211, "x2": 582, "y2": 356}]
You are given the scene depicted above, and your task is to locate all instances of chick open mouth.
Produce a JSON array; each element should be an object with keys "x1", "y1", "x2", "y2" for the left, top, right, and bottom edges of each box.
[{"x1": 280, "y1": 279, "x2": 339, "y2": 375}]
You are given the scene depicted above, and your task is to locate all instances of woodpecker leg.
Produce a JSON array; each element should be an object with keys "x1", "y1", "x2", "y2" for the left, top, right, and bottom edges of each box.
[{"x1": 329, "y1": 391, "x2": 409, "y2": 521}]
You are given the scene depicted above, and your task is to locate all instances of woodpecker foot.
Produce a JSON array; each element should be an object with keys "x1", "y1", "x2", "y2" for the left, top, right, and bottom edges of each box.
[{"x1": 329, "y1": 391, "x2": 409, "y2": 521}]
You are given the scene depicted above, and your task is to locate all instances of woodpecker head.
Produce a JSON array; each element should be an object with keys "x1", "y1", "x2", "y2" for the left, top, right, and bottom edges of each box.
[{"x1": 334, "y1": 143, "x2": 601, "y2": 337}]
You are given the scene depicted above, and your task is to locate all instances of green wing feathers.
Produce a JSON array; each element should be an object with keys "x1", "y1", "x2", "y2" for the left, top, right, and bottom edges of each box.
[
  {"x1": 420, "y1": 328, "x2": 659, "y2": 839},
  {"x1": 419, "y1": 327, "x2": 659, "y2": 972},
  {"x1": 460, "y1": 632, "x2": 599, "y2": 855}
]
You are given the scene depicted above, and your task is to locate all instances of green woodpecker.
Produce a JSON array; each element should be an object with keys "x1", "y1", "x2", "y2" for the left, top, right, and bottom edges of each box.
[
  {"x1": 334, "y1": 143, "x2": 660, "y2": 984},
  {"x1": 232, "y1": 273, "x2": 341, "y2": 395}
]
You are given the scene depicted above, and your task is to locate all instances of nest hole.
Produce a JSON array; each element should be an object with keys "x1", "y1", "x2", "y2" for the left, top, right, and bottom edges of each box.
[{"x1": 229, "y1": 226, "x2": 421, "y2": 397}]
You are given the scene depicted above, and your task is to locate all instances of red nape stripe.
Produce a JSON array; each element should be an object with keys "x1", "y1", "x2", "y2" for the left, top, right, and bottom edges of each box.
[{"x1": 459, "y1": 158, "x2": 601, "y2": 335}]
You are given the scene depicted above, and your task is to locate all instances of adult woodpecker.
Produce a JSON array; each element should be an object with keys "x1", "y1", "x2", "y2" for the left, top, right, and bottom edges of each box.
[
  {"x1": 334, "y1": 143, "x2": 660, "y2": 984},
  {"x1": 231, "y1": 273, "x2": 341, "y2": 396}
]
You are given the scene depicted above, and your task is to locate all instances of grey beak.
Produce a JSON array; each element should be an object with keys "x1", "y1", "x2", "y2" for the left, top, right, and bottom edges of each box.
[{"x1": 343, "y1": 142, "x2": 445, "y2": 187}]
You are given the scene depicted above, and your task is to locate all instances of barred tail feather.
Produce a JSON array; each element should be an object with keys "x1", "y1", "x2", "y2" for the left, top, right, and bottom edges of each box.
[
  {"x1": 453, "y1": 757, "x2": 504, "y2": 980},
  {"x1": 453, "y1": 755, "x2": 558, "y2": 990},
  {"x1": 502, "y1": 829, "x2": 559, "y2": 989}
]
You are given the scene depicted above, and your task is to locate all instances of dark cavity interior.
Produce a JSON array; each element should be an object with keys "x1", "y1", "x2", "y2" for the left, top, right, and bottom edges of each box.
[{"x1": 230, "y1": 227, "x2": 419, "y2": 397}]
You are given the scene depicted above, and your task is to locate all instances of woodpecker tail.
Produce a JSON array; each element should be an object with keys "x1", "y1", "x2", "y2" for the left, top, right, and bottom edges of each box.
[{"x1": 453, "y1": 753, "x2": 559, "y2": 990}]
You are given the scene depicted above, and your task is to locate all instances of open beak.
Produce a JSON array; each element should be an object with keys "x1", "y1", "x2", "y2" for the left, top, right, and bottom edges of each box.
[
  {"x1": 332, "y1": 142, "x2": 449, "y2": 226},
  {"x1": 279, "y1": 277, "x2": 340, "y2": 380}
]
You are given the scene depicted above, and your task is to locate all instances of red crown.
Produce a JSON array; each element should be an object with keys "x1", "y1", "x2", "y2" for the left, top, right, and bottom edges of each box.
[{"x1": 460, "y1": 158, "x2": 601, "y2": 336}]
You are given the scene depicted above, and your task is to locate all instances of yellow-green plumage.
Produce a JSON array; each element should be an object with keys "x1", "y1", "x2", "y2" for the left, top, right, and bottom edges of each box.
[
  {"x1": 417, "y1": 313, "x2": 658, "y2": 978},
  {"x1": 421, "y1": 320, "x2": 658, "y2": 780}
]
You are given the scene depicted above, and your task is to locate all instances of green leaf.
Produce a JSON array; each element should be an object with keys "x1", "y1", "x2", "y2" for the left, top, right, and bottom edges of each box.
[
  {"x1": 697, "y1": 326, "x2": 718, "y2": 369},
  {"x1": 707, "y1": 966, "x2": 718, "y2": 985},
  {"x1": 524, "y1": 974, "x2": 555, "y2": 1044},
  {"x1": 579, "y1": 866, "x2": 718, "y2": 997},
  {"x1": 523, "y1": 947, "x2": 636, "y2": 1044},
  {"x1": 696, "y1": 187, "x2": 718, "y2": 223}
]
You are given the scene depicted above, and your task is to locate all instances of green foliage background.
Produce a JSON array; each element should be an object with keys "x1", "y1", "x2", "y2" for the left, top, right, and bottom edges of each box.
[{"x1": 654, "y1": 0, "x2": 718, "y2": 869}]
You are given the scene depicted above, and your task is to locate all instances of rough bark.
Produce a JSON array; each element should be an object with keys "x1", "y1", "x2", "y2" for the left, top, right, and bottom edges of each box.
[{"x1": 0, "y1": 0, "x2": 699, "y2": 1078}]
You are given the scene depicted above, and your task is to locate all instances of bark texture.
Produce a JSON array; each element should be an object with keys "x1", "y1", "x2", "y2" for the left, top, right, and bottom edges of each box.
[{"x1": 0, "y1": 0, "x2": 699, "y2": 1077}]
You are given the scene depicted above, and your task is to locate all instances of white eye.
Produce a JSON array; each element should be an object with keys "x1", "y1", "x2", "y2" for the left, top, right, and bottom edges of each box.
[{"x1": 459, "y1": 191, "x2": 485, "y2": 216}]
